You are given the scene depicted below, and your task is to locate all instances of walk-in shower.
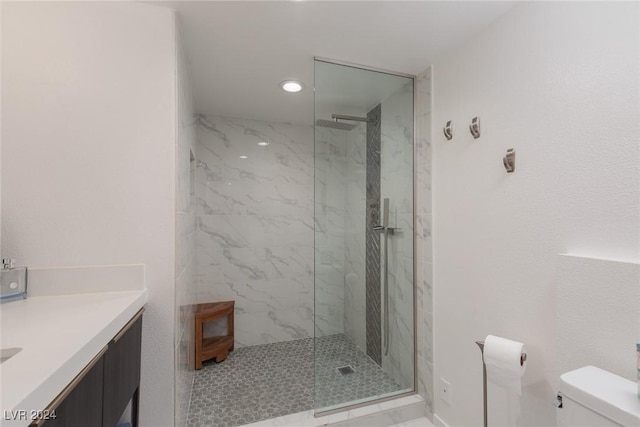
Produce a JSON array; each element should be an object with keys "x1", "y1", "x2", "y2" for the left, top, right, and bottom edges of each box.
[
  {"x1": 186, "y1": 58, "x2": 416, "y2": 427},
  {"x1": 314, "y1": 58, "x2": 415, "y2": 414}
]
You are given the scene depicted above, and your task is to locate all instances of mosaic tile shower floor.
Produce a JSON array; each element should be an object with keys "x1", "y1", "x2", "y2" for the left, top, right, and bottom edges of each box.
[{"x1": 186, "y1": 334, "x2": 405, "y2": 427}]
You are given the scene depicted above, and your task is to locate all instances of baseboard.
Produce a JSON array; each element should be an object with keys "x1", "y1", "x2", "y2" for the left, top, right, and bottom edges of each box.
[{"x1": 433, "y1": 413, "x2": 450, "y2": 427}]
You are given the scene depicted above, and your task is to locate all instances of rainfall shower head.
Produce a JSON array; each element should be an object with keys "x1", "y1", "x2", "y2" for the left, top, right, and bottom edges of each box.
[
  {"x1": 315, "y1": 113, "x2": 369, "y2": 131},
  {"x1": 331, "y1": 114, "x2": 369, "y2": 123},
  {"x1": 315, "y1": 119, "x2": 358, "y2": 131}
]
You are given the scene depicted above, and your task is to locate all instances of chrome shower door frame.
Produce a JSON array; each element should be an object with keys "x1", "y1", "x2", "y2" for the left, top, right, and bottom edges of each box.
[{"x1": 313, "y1": 56, "x2": 418, "y2": 417}]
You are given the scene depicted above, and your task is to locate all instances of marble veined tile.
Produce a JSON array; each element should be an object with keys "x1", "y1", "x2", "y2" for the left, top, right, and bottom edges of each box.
[
  {"x1": 198, "y1": 276, "x2": 312, "y2": 313},
  {"x1": 196, "y1": 116, "x2": 315, "y2": 348},
  {"x1": 198, "y1": 246, "x2": 312, "y2": 282},
  {"x1": 415, "y1": 67, "x2": 433, "y2": 418},
  {"x1": 177, "y1": 212, "x2": 196, "y2": 277},
  {"x1": 198, "y1": 214, "x2": 313, "y2": 250},
  {"x1": 198, "y1": 116, "x2": 313, "y2": 186}
]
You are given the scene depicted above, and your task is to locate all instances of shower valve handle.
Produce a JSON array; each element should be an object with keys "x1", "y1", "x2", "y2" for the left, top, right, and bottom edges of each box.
[{"x1": 373, "y1": 225, "x2": 400, "y2": 234}]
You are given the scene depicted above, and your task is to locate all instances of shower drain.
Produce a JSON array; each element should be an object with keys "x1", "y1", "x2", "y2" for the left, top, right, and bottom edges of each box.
[{"x1": 336, "y1": 365, "x2": 355, "y2": 376}]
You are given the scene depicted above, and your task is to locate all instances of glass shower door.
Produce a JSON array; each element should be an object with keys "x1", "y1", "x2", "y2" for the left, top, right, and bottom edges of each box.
[{"x1": 313, "y1": 59, "x2": 415, "y2": 413}]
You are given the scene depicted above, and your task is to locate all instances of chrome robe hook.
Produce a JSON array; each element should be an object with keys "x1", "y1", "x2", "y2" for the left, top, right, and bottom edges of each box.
[
  {"x1": 443, "y1": 121, "x2": 453, "y2": 140},
  {"x1": 469, "y1": 117, "x2": 481, "y2": 139},
  {"x1": 503, "y1": 148, "x2": 515, "y2": 173}
]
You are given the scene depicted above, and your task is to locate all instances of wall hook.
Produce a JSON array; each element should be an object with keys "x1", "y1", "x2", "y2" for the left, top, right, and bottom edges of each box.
[
  {"x1": 443, "y1": 121, "x2": 453, "y2": 140},
  {"x1": 469, "y1": 117, "x2": 481, "y2": 139},
  {"x1": 503, "y1": 148, "x2": 515, "y2": 173}
]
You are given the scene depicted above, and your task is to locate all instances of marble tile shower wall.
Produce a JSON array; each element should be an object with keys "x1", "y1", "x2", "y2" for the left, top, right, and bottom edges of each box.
[
  {"x1": 196, "y1": 116, "x2": 314, "y2": 347},
  {"x1": 319, "y1": 82, "x2": 424, "y2": 396},
  {"x1": 343, "y1": 123, "x2": 367, "y2": 350},
  {"x1": 175, "y1": 23, "x2": 198, "y2": 427},
  {"x1": 314, "y1": 126, "x2": 347, "y2": 337},
  {"x1": 416, "y1": 68, "x2": 434, "y2": 419},
  {"x1": 380, "y1": 82, "x2": 415, "y2": 391}
]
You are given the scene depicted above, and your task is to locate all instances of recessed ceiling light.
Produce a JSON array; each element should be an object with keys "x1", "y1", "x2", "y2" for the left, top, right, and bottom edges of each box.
[
  {"x1": 257, "y1": 141, "x2": 270, "y2": 146},
  {"x1": 239, "y1": 155, "x2": 248, "y2": 159},
  {"x1": 280, "y1": 80, "x2": 304, "y2": 93}
]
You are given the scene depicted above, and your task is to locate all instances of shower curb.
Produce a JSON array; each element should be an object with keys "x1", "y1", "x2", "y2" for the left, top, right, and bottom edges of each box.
[{"x1": 242, "y1": 395, "x2": 425, "y2": 427}]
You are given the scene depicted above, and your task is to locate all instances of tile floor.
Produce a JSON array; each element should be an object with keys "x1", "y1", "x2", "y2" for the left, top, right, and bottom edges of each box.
[
  {"x1": 389, "y1": 417, "x2": 433, "y2": 427},
  {"x1": 186, "y1": 334, "x2": 406, "y2": 427},
  {"x1": 314, "y1": 334, "x2": 405, "y2": 409}
]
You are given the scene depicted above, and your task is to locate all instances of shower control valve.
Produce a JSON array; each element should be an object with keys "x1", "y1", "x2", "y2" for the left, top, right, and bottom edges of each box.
[{"x1": 373, "y1": 225, "x2": 400, "y2": 235}]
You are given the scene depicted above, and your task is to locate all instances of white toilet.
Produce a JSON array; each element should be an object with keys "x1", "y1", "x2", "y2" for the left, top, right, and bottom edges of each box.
[{"x1": 558, "y1": 366, "x2": 640, "y2": 426}]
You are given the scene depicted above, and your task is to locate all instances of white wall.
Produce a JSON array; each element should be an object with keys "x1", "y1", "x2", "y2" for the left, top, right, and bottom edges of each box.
[
  {"x1": 1, "y1": 2, "x2": 177, "y2": 426},
  {"x1": 556, "y1": 255, "x2": 640, "y2": 383},
  {"x1": 432, "y1": 2, "x2": 639, "y2": 426}
]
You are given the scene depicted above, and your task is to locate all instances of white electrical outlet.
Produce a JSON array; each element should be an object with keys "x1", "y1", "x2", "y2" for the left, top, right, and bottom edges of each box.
[{"x1": 440, "y1": 377, "x2": 452, "y2": 405}]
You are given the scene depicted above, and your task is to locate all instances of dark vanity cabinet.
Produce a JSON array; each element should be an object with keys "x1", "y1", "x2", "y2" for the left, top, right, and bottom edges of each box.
[
  {"x1": 102, "y1": 312, "x2": 142, "y2": 427},
  {"x1": 32, "y1": 310, "x2": 143, "y2": 427},
  {"x1": 33, "y1": 352, "x2": 105, "y2": 427}
]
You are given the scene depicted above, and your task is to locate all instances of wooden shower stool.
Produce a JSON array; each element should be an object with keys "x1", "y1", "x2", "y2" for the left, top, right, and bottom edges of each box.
[{"x1": 195, "y1": 301, "x2": 235, "y2": 369}]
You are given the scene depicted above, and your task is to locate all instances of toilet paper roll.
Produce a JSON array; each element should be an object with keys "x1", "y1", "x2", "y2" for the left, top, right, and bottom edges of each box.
[{"x1": 484, "y1": 335, "x2": 527, "y2": 395}]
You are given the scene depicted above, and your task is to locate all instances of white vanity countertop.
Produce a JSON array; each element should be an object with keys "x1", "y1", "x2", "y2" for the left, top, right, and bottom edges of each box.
[{"x1": 0, "y1": 290, "x2": 148, "y2": 427}]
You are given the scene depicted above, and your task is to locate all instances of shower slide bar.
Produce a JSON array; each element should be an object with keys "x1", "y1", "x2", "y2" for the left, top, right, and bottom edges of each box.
[{"x1": 373, "y1": 198, "x2": 400, "y2": 357}]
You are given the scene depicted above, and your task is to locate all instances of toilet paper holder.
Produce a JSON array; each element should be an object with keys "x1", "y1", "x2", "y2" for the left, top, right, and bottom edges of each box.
[{"x1": 475, "y1": 340, "x2": 527, "y2": 427}]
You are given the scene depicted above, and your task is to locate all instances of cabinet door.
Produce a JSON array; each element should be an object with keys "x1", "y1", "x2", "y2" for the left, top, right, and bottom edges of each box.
[
  {"x1": 102, "y1": 314, "x2": 142, "y2": 427},
  {"x1": 35, "y1": 354, "x2": 104, "y2": 427}
]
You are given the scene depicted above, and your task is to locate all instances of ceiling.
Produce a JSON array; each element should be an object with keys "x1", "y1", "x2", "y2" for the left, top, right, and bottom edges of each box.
[
  {"x1": 152, "y1": 1, "x2": 517, "y2": 125},
  {"x1": 315, "y1": 59, "x2": 412, "y2": 122}
]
